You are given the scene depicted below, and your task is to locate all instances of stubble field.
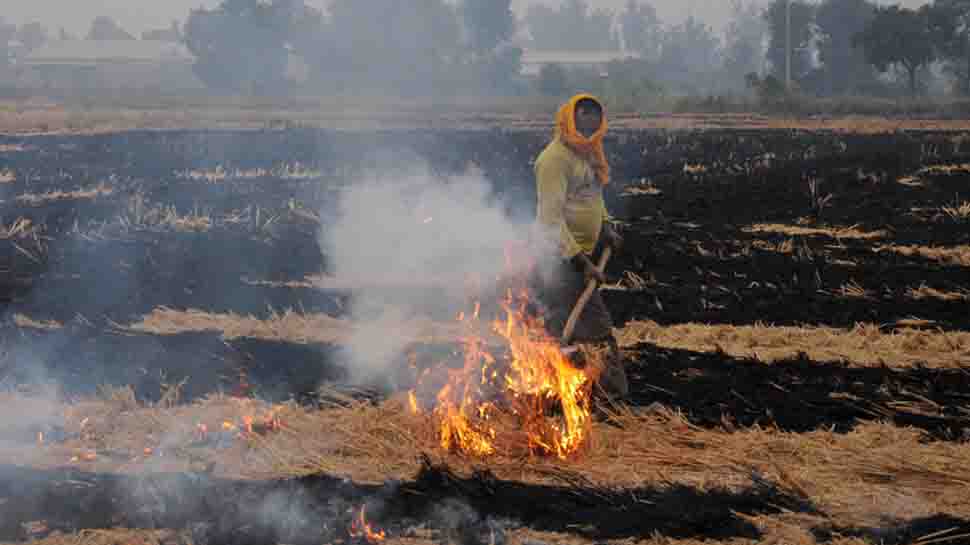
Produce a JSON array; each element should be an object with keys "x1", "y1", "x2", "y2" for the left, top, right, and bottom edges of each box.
[{"x1": 0, "y1": 123, "x2": 968, "y2": 545}]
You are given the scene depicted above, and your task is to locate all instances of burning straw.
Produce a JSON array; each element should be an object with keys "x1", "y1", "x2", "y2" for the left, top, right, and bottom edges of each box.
[{"x1": 407, "y1": 288, "x2": 599, "y2": 461}]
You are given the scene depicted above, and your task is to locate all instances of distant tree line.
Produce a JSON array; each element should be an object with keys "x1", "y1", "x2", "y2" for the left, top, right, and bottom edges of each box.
[
  {"x1": 0, "y1": 14, "x2": 184, "y2": 71},
  {"x1": 756, "y1": 0, "x2": 970, "y2": 98},
  {"x1": 181, "y1": 0, "x2": 522, "y2": 96},
  {"x1": 5, "y1": 0, "x2": 970, "y2": 102}
]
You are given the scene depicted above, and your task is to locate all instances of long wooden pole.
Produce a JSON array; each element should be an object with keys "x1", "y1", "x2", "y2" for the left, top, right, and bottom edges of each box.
[{"x1": 561, "y1": 246, "x2": 612, "y2": 345}]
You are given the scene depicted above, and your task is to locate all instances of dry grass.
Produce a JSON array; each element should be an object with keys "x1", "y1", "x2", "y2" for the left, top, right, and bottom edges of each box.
[
  {"x1": 0, "y1": 217, "x2": 38, "y2": 239},
  {"x1": 742, "y1": 223, "x2": 888, "y2": 241},
  {"x1": 837, "y1": 279, "x2": 874, "y2": 300},
  {"x1": 0, "y1": 390, "x2": 296, "y2": 476},
  {"x1": 175, "y1": 162, "x2": 323, "y2": 182},
  {"x1": 919, "y1": 163, "x2": 970, "y2": 175},
  {"x1": 121, "y1": 307, "x2": 970, "y2": 369},
  {"x1": 907, "y1": 284, "x2": 970, "y2": 302},
  {"x1": 245, "y1": 395, "x2": 752, "y2": 486},
  {"x1": 940, "y1": 198, "x2": 970, "y2": 223},
  {"x1": 0, "y1": 529, "x2": 194, "y2": 545},
  {"x1": 13, "y1": 313, "x2": 63, "y2": 331},
  {"x1": 122, "y1": 306, "x2": 495, "y2": 347},
  {"x1": 874, "y1": 244, "x2": 970, "y2": 267},
  {"x1": 241, "y1": 276, "x2": 318, "y2": 289},
  {"x1": 15, "y1": 183, "x2": 113, "y2": 205},
  {"x1": 243, "y1": 273, "x2": 463, "y2": 291},
  {"x1": 115, "y1": 196, "x2": 317, "y2": 236},
  {"x1": 622, "y1": 180, "x2": 663, "y2": 196},
  {"x1": 614, "y1": 320, "x2": 970, "y2": 368},
  {"x1": 245, "y1": 396, "x2": 970, "y2": 532},
  {"x1": 141, "y1": 206, "x2": 212, "y2": 232},
  {"x1": 897, "y1": 175, "x2": 924, "y2": 187},
  {"x1": 0, "y1": 529, "x2": 879, "y2": 545},
  {"x1": 118, "y1": 195, "x2": 213, "y2": 233},
  {"x1": 2, "y1": 387, "x2": 970, "y2": 543},
  {"x1": 0, "y1": 217, "x2": 45, "y2": 263},
  {"x1": 9, "y1": 95, "x2": 970, "y2": 134},
  {"x1": 123, "y1": 307, "x2": 356, "y2": 344}
]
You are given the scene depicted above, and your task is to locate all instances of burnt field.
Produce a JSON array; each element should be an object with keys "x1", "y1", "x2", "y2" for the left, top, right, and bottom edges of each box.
[{"x1": 0, "y1": 127, "x2": 969, "y2": 545}]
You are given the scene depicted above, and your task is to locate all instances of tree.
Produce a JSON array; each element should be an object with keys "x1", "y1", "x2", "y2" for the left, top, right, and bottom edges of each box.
[
  {"x1": 185, "y1": 0, "x2": 313, "y2": 94},
  {"x1": 324, "y1": 0, "x2": 461, "y2": 96},
  {"x1": 656, "y1": 16, "x2": 721, "y2": 93},
  {"x1": 854, "y1": 5, "x2": 936, "y2": 97},
  {"x1": 142, "y1": 21, "x2": 182, "y2": 42},
  {"x1": 816, "y1": 0, "x2": 877, "y2": 95},
  {"x1": 926, "y1": 0, "x2": 970, "y2": 95},
  {"x1": 537, "y1": 63, "x2": 568, "y2": 96},
  {"x1": 457, "y1": 0, "x2": 522, "y2": 93},
  {"x1": 723, "y1": 0, "x2": 767, "y2": 89},
  {"x1": 471, "y1": 42, "x2": 524, "y2": 94},
  {"x1": 17, "y1": 23, "x2": 48, "y2": 52},
  {"x1": 461, "y1": 0, "x2": 515, "y2": 54},
  {"x1": 525, "y1": 0, "x2": 619, "y2": 51},
  {"x1": 620, "y1": 0, "x2": 662, "y2": 59},
  {"x1": 87, "y1": 16, "x2": 135, "y2": 40},
  {"x1": 763, "y1": 0, "x2": 816, "y2": 84},
  {"x1": 0, "y1": 19, "x2": 15, "y2": 68}
]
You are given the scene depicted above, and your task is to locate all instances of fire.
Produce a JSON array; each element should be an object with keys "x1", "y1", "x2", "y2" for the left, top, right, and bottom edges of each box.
[
  {"x1": 200, "y1": 409, "x2": 284, "y2": 442},
  {"x1": 408, "y1": 391, "x2": 420, "y2": 414},
  {"x1": 349, "y1": 504, "x2": 386, "y2": 543},
  {"x1": 71, "y1": 451, "x2": 97, "y2": 463},
  {"x1": 196, "y1": 422, "x2": 209, "y2": 441},
  {"x1": 413, "y1": 287, "x2": 596, "y2": 460}
]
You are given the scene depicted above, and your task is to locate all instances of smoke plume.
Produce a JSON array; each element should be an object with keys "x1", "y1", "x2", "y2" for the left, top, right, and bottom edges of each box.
[{"x1": 319, "y1": 161, "x2": 552, "y2": 385}]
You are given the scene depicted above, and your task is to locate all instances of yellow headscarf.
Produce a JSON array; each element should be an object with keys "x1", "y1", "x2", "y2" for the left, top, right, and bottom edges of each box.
[{"x1": 554, "y1": 93, "x2": 610, "y2": 185}]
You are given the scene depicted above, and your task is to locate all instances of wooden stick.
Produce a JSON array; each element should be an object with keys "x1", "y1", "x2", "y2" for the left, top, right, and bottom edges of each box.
[{"x1": 561, "y1": 246, "x2": 612, "y2": 345}]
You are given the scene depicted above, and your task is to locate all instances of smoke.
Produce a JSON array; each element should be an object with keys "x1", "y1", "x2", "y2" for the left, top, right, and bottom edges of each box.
[
  {"x1": 428, "y1": 498, "x2": 515, "y2": 545},
  {"x1": 319, "y1": 161, "x2": 552, "y2": 386}
]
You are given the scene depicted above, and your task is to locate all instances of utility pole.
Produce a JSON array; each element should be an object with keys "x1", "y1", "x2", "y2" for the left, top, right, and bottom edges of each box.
[{"x1": 785, "y1": 0, "x2": 792, "y2": 92}]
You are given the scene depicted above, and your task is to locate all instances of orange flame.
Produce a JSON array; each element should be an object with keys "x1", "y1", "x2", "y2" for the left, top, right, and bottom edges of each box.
[
  {"x1": 349, "y1": 504, "x2": 386, "y2": 543},
  {"x1": 196, "y1": 422, "x2": 209, "y2": 441},
  {"x1": 413, "y1": 284, "x2": 595, "y2": 460},
  {"x1": 408, "y1": 391, "x2": 421, "y2": 415}
]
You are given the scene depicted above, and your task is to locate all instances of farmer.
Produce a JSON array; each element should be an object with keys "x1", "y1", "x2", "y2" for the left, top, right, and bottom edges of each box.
[{"x1": 532, "y1": 93, "x2": 628, "y2": 402}]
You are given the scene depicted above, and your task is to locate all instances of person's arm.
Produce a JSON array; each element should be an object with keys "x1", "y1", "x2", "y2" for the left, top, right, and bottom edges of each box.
[
  {"x1": 598, "y1": 192, "x2": 623, "y2": 250},
  {"x1": 599, "y1": 192, "x2": 611, "y2": 222}
]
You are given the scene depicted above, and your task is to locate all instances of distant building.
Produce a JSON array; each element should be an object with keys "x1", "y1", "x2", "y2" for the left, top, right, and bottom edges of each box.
[
  {"x1": 4, "y1": 39, "x2": 25, "y2": 66},
  {"x1": 20, "y1": 39, "x2": 204, "y2": 91},
  {"x1": 520, "y1": 49, "x2": 640, "y2": 77}
]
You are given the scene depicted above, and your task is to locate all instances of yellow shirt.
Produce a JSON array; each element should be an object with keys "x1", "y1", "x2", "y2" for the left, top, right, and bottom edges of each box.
[{"x1": 534, "y1": 138, "x2": 609, "y2": 258}]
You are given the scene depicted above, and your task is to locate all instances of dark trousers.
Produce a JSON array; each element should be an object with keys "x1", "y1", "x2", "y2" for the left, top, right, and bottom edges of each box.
[{"x1": 532, "y1": 247, "x2": 614, "y2": 344}]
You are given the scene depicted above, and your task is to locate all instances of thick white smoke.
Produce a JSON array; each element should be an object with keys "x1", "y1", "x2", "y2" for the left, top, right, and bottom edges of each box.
[{"x1": 320, "y1": 161, "x2": 555, "y2": 385}]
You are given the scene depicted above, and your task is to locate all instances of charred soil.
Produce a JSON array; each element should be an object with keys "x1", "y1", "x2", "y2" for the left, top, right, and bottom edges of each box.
[{"x1": 0, "y1": 127, "x2": 969, "y2": 545}]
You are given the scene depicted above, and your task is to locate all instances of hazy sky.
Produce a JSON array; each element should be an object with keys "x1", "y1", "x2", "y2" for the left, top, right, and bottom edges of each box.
[{"x1": 2, "y1": 0, "x2": 930, "y2": 38}]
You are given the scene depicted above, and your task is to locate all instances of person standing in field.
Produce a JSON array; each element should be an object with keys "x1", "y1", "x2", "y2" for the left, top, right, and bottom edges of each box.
[{"x1": 532, "y1": 93, "x2": 628, "y2": 402}]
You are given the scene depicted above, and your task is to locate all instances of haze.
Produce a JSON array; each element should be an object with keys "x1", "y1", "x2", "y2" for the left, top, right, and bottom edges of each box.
[{"x1": 3, "y1": 0, "x2": 931, "y2": 38}]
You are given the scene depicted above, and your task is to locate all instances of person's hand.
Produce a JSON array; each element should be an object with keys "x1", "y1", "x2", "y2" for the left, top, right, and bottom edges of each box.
[
  {"x1": 603, "y1": 223, "x2": 623, "y2": 250},
  {"x1": 573, "y1": 253, "x2": 607, "y2": 284}
]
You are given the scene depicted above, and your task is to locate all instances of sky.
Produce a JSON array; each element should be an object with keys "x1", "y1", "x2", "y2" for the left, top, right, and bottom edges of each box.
[{"x1": 2, "y1": 0, "x2": 931, "y2": 38}]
